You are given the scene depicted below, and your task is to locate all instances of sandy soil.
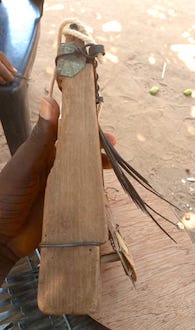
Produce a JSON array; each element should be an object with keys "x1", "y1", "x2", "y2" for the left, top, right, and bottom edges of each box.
[
  {"x1": 1, "y1": 0, "x2": 195, "y2": 328},
  {"x1": 1, "y1": 0, "x2": 195, "y2": 211},
  {"x1": 28, "y1": 0, "x2": 195, "y2": 215}
]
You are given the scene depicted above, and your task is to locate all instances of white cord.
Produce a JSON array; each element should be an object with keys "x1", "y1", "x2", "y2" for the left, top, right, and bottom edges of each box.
[{"x1": 49, "y1": 18, "x2": 103, "y2": 97}]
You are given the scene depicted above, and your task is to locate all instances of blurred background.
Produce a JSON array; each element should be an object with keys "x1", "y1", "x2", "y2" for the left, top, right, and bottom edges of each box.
[{"x1": 1, "y1": 0, "x2": 195, "y2": 215}]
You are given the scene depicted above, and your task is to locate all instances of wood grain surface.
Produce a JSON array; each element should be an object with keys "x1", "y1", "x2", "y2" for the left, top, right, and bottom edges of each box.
[
  {"x1": 92, "y1": 170, "x2": 195, "y2": 330},
  {"x1": 38, "y1": 63, "x2": 106, "y2": 315}
]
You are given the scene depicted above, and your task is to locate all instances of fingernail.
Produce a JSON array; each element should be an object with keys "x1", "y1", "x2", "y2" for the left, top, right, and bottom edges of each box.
[
  {"x1": 40, "y1": 97, "x2": 52, "y2": 120},
  {"x1": 12, "y1": 67, "x2": 17, "y2": 73},
  {"x1": 105, "y1": 132, "x2": 117, "y2": 146}
]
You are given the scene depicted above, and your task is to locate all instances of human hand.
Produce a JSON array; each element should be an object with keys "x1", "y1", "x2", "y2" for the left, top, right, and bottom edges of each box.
[
  {"x1": 0, "y1": 96, "x2": 115, "y2": 281},
  {"x1": 0, "y1": 51, "x2": 17, "y2": 84},
  {"x1": 0, "y1": 96, "x2": 59, "y2": 285}
]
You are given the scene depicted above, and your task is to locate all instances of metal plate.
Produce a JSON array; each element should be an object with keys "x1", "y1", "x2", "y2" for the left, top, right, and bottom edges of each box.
[{"x1": 56, "y1": 43, "x2": 86, "y2": 78}]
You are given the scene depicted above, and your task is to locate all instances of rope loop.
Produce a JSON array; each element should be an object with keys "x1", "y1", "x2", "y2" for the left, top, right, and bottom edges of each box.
[{"x1": 49, "y1": 18, "x2": 103, "y2": 97}]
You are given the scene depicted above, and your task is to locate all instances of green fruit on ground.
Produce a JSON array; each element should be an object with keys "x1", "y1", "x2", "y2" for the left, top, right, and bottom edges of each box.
[
  {"x1": 149, "y1": 86, "x2": 159, "y2": 95},
  {"x1": 183, "y1": 89, "x2": 192, "y2": 96}
]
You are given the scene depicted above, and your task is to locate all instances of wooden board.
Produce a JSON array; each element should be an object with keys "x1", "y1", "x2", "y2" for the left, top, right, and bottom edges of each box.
[
  {"x1": 42, "y1": 64, "x2": 107, "y2": 244},
  {"x1": 91, "y1": 170, "x2": 195, "y2": 330},
  {"x1": 38, "y1": 63, "x2": 106, "y2": 315},
  {"x1": 38, "y1": 246, "x2": 101, "y2": 315}
]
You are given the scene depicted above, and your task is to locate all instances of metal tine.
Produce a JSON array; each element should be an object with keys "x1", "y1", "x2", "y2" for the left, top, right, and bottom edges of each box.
[
  {"x1": 5, "y1": 274, "x2": 38, "y2": 288},
  {"x1": 17, "y1": 310, "x2": 47, "y2": 327},
  {"x1": 0, "y1": 290, "x2": 54, "y2": 327},
  {"x1": 11, "y1": 291, "x2": 37, "y2": 306},
  {"x1": 53, "y1": 324, "x2": 70, "y2": 330},
  {"x1": 0, "y1": 291, "x2": 37, "y2": 312},
  {"x1": 7, "y1": 282, "x2": 38, "y2": 296},
  {"x1": 0, "y1": 296, "x2": 11, "y2": 306},
  {"x1": 1, "y1": 301, "x2": 80, "y2": 330},
  {"x1": 35, "y1": 248, "x2": 41, "y2": 260},
  {"x1": 3, "y1": 300, "x2": 42, "y2": 321},
  {"x1": 18, "y1": 312, "x2": 58, "y2": 329},
  {"x1": 19, "y1": 300, "x2": 43, "y2": 316},
  {"x1": 0, "y1": 304, "x2": 13, "y2": 314},
  {"x1": 0, "y1": 288, "x2": 9, "y2": 295},
  {"x1": 0, "y1": 305, "x2": 47, "y2": 327},
  {"x1": 62, "y1": 315, "x2": 72, "y2": 330},
  {"x1": 0, "y1": 322, "x2": 16, "y2": 330},
  {"x1": 0, "y1": 292, "x2": 10, "y2": 301},
  {"x1": 4, "y1": 277, "x2": 38, "y2": 292},
  {"x1": 0, "y1": 295, "x2": 12, "y2": 308},
  {"x1": 3, "y1": 324, "x2": 20, "y2": 330},
  {"x1": 20, "y1": 314, "x2": 71, "y2": 330},
  {"x1": 5, "y1": 290, "x2": 37, "y2": 306},
  {"x1": 0, "y1": 296, "x2": 11, "y2": 312},
  {"x1": 0, "y1": 297, "x2": 38, "y2": 316},
  {"x1": 26, "y1": 257, "x2": 40, "y2": 271},
  {"x1": 1, "y1": 323, "x2": 12, "y2": 330},
  {"x1": 54, "y1": 316, "x2": 72, "y2": 330},
  {"x1": 0, "y1": 251, "x2": 70, "y2": 330},
  {"x1": 19, "y1": 316, "x2": 60, "y2": 330},
  {"x1": 2, "y1": 308, "x2": 70, "y2": 329},
  {"x1": 1, "y1": 312, "x2": 70, "y2": 330},
  {"x1": 0, "y1": 310, "x2": 22, "y2": 326},
  {"x1": 3, "y1": 285, "x2": 37, "y2": 302},
  {"x1": 5, "y1": 269, "x2": 39, "y2": 285}
]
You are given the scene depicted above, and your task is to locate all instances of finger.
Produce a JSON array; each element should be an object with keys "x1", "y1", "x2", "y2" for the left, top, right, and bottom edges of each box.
[
  {"x1": 0, "y1": 62, "x2": 15, "y2": 83},
  {"x1": 0, "y1": 97, "x2": 60, "y2": 186},
  {"x1": 39, "y1": 96, "x2": 60, "y2": 126},
  {"x1": 0, "y1": 97, "x2": 60, "y2": 237},
  {"x1": 101, "y1": 132, "x2": 116, "y2": 148},
  {"x1": 0, "y1": 76, "x2": 7, "y2": 85},
  {"x1": 101, "y1": 132, "x2": 116, "y2": 169},
  {"x1": 104, "y1": 132, "x2": 116, "y2": 146},
  {"x1": 27, "y1": 96, "x2": 60, "y2": 173},
  {"x1": 46, "y1": 145, "x2": 56, "y2": 174},
  {"x1": 0, "y1": 51, "x2": 17, "y2": 73},
  {"x1": 102, "y1": 153, "x2": 112, "y2": 169},
  {"x1": 7, "y1": 192, "x2": 44, "y2": 257}
]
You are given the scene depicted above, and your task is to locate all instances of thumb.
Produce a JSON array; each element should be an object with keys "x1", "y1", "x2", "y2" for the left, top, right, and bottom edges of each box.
[
  {"x1": 27, "y1": 96, "x2": 60, "y2": 172},
  {"x1": 0, "y1": 97, "x2": 60, "y2": 185}
]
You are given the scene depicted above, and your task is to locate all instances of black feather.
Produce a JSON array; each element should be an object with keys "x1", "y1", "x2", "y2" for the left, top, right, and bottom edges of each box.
[{"x1": 100, "y1": 127, "x2": 180, "y2": 242}]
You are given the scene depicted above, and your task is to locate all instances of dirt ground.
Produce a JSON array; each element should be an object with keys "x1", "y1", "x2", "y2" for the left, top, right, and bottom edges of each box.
[
  {"x1": 1, "y1": 0, "x2": 195, "y2": 211},
  {"x1": 1, "y1": 0, "x2": 195, "y2": 328}
]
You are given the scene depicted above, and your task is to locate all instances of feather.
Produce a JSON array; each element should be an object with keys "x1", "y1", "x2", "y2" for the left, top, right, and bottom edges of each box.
[{"x1": 99, "y1": 127, "x2": 180, "y2": 242}]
